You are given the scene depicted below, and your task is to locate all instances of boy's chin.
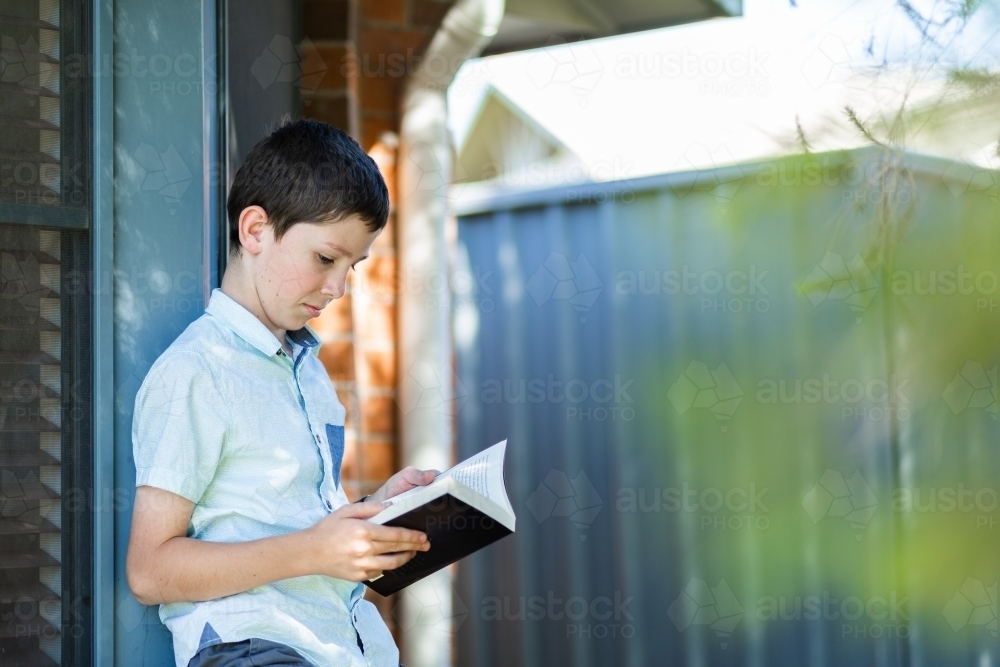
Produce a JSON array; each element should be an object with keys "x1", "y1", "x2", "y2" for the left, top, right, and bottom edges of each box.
[
  {"x1": 289, "y1": 315, "x2": 312, "y2": 330},
  {"x1": 277, "y1": 311, "x2": 312, "y2": 332}
]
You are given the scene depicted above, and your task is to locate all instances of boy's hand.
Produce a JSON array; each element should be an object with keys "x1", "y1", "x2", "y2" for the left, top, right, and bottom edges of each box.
[
  {"x1": 306, "y1": 501, "x2": 430, "y2": 582},
  {"x1": 369, "y1": 466, "x2": 441, "y2": 504}
]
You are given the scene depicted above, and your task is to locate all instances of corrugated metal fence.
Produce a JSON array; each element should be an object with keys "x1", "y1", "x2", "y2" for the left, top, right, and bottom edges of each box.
[{"x1": 449, "y1": 147, "x2": 999, "y2": 667}]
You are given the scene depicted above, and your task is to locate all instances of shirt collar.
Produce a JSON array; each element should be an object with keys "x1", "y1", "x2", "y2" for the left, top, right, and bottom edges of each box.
[{"x1": 206, "y1": 288, "x2": 321, "y2": 358}]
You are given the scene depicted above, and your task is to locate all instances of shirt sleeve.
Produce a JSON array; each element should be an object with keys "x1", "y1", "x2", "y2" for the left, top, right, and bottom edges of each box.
[{"x1": 132, "y1": 352, "x2": 229, "y2": 504}]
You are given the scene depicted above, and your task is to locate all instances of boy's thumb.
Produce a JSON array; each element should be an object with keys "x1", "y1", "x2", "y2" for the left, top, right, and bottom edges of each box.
[{"x1": 336, "y1": 500, "x2": 389, "y2": 519}]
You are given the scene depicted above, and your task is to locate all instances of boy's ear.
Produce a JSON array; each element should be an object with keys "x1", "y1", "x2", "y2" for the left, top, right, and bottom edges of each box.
[{"x1": 238, "y1": 206, "x2": 269, "y2": 255}]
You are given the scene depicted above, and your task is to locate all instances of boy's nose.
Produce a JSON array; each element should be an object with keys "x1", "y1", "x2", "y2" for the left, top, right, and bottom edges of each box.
[{"x1": 322, "y1": 274, "x2": 347, "y2": 300}]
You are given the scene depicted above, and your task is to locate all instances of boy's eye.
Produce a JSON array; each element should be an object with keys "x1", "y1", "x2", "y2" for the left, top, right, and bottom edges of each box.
[{"x1": 318, "y1": 254, "x2": 334, "y2": 265}]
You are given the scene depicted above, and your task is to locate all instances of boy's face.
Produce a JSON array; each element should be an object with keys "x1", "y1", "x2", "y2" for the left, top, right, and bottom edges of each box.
[{"x1": 246, "y1": 212, "x2": 378, "y2": 335}]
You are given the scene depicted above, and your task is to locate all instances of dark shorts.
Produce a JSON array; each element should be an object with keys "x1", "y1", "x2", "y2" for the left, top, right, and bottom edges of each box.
[
  {"x1": 186, "y1": 637, "x2": 314, "y2": 667},
  {"x1": 186, "y1": 636, "x2": 406, "y2": 667}
]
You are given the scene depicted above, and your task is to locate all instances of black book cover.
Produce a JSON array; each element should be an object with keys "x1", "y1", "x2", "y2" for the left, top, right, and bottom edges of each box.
[{"x1": 364, "y1": 493, "x2": 513, "y2": 596}]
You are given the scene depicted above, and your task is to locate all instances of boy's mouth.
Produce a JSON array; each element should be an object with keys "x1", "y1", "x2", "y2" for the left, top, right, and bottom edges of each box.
[{"x1": 304, "y1": 304, "x2": 321, "y2": 318}]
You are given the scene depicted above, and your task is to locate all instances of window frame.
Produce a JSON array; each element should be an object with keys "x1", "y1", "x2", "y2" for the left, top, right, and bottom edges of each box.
[
  {"x1": 90, "y1": 0, "x2": 114, "y2": 663},
  {"x1": 0, "y1": 0, "x2": 97, "y2": 663}
]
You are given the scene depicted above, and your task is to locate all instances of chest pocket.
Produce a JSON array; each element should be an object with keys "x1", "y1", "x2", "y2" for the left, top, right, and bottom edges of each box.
[{"x1": 326, "y1": 424, "x2": 345, "y2": 488}]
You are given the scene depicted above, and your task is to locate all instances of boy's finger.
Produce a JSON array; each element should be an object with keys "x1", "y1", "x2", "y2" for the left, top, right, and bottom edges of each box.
[
  {"x1": 401, "y1": 467, "x2": 438, "y2": 484},
  {"x1": 369, "y1": 525, "x2": 428, "y2": 545},
  {"x1": 333, "y1": 500, "x2": 389, "y2": 519},
  {"x1": 372, "y1": 538, "x2": 431, "y2": 554},
  {"x1": 372, "y1": 551, "x2": 418, "y2": 571}
]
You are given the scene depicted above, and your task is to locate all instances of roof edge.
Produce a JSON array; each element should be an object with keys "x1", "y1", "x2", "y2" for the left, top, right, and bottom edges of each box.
[{"x1": 453, "y1": 145, "x2": 992, "y2": 216}]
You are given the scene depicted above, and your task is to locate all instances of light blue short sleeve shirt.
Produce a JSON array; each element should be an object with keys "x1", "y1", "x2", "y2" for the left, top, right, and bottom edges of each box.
[{"x1": 132, "y1": 288, "x2": 398, "y2": 667}]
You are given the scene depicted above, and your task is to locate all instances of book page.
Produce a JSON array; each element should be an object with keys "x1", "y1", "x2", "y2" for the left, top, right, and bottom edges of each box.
[
  {"x1": 369, "y1": 440, "x2": 514, "y2": 528},
  {"x1": 446, "y1": 451, "x2": 489, "y2": 495},
  {"x1": 440, "y1": 440, "x2": 511, "y2": 515}
]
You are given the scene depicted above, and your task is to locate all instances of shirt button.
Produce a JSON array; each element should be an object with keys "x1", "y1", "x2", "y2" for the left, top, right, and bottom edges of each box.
[{"x1": 326, "y1": 500, "x2": 332, "y2": 509}]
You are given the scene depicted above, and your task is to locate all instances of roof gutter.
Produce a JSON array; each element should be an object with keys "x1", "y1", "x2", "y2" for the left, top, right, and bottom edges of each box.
[{"x1": 396, "y1": 0, "x2": 504, "y2": 664}]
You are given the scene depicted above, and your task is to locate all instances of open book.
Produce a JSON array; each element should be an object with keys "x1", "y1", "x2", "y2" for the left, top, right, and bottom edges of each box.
[{"x1": 364, "y1": 440, "x2": 515, "y2": 596}]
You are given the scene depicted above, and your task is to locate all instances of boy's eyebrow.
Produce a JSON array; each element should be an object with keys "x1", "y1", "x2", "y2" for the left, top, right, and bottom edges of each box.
[{"x1": 323, "y1": 242, "x2": 367, "y2": 261}]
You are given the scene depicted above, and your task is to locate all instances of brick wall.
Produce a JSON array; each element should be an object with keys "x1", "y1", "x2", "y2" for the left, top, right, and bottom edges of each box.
[
  {"x1": 304, "y1": 0, "x2": 454, "y2": 501},
  {"x1": 355, "y1": 0, "x2": 454, "y2": 149},
  {"x1": 301, "y1": 0, "x2": 353, "y2": 134},
  {"x1": 311, "y1": 133, "x2": 400, "y2": 504},
  {"x1": 301, "y1": 0, "x2": 455, "y2": 645},
  {"x1": 302, "y1": 0, "x2": 454, "y2": 150}
]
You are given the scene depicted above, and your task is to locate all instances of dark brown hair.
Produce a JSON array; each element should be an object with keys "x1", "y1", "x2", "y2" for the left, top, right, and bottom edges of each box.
[{"x1": 226, "y1": 118, "x2": 389, "y2": 255}]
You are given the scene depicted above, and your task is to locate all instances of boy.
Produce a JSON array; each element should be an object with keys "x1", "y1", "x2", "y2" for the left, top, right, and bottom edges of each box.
[{"x1": 126, "y1": 119, "x2": 436, "y2": 667}]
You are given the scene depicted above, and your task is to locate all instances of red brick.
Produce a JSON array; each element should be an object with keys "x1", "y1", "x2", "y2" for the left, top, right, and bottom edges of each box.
[
  {"x1": 342, "y1": 480, "x2": 365, "y2": 502},
  {"x1": 319, "y1": 340, "x2": 355, "y2": 380},
  {"x1": 373, "y1": 215, "x2": 395, "y2": 250},
  {"x1": 362, "y1": 117, "x2": 397, "y2": 152},
  {"x1": 361, "y1": 301, "x2": 396, "y2": 342},
  {"x1": 360, "y1": 255, "x2": 397, "y2": 300},
  {"x1": 303, "y1": 0, "x2": 349, "y2": 40},
  {"x1": 361, "y1": 73, "x2": 401, "y2": 114},
  {"x1": 360, "y1": 27, "x2": 432, "y2": 72},
  {"x1": 341, "y1": 434, "x2": 359, "y2": 480},
  {"x1": 364, "y1": 347, "x2": 396, "y2": 386},
  {"x1": 311, "y1": 292, "x2": 353, "y2": 336},
  {"x1": 362, "y1": 396, "x2": 396, "y2": 435},
  {"x1": 362, "y1": 440, "x2": 396, "y2": 480},
  {"x1": 364, "y1": 0, "x2": 406, "y2": 24},
  {"x1": 337, "y1": 388, "x2": 359, "y2": 430},
  {"x1": 413, "y1": 0, "x2": 452, "y2": 29},
  {"x1": 303, "y1": 45, "x2": 349, "y2": 91},
  {"x1": 304, "y1": 95, "x2": 351, "y2": 132},
  {"x1": 368, "y1": 139, "x2": 398, "y2": 208}
]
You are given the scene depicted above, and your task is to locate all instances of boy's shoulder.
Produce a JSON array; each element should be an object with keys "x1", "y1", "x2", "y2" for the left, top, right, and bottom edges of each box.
[
  {"x1": 140, "y1": 310, "x2": 238, "y2": 389},
  {"x1": 153, "y1": 310, "x2": 224, "y2": 361}
]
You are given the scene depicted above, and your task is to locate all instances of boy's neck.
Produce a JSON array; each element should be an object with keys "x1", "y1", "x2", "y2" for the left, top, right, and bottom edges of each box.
[{"x1": 219, "y1": 258, "x2": 292, "y2": 355}]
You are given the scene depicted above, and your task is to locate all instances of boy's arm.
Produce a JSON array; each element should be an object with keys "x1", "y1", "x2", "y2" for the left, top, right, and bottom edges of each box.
[{"x1": 125, "y1": 485, "x2": 430, "y2": 606}]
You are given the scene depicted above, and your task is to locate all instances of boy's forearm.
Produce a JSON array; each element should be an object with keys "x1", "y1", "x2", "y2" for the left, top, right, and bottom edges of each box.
[{"x1": 133, "y1": 527, "x2": 319, "y2": 605}]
